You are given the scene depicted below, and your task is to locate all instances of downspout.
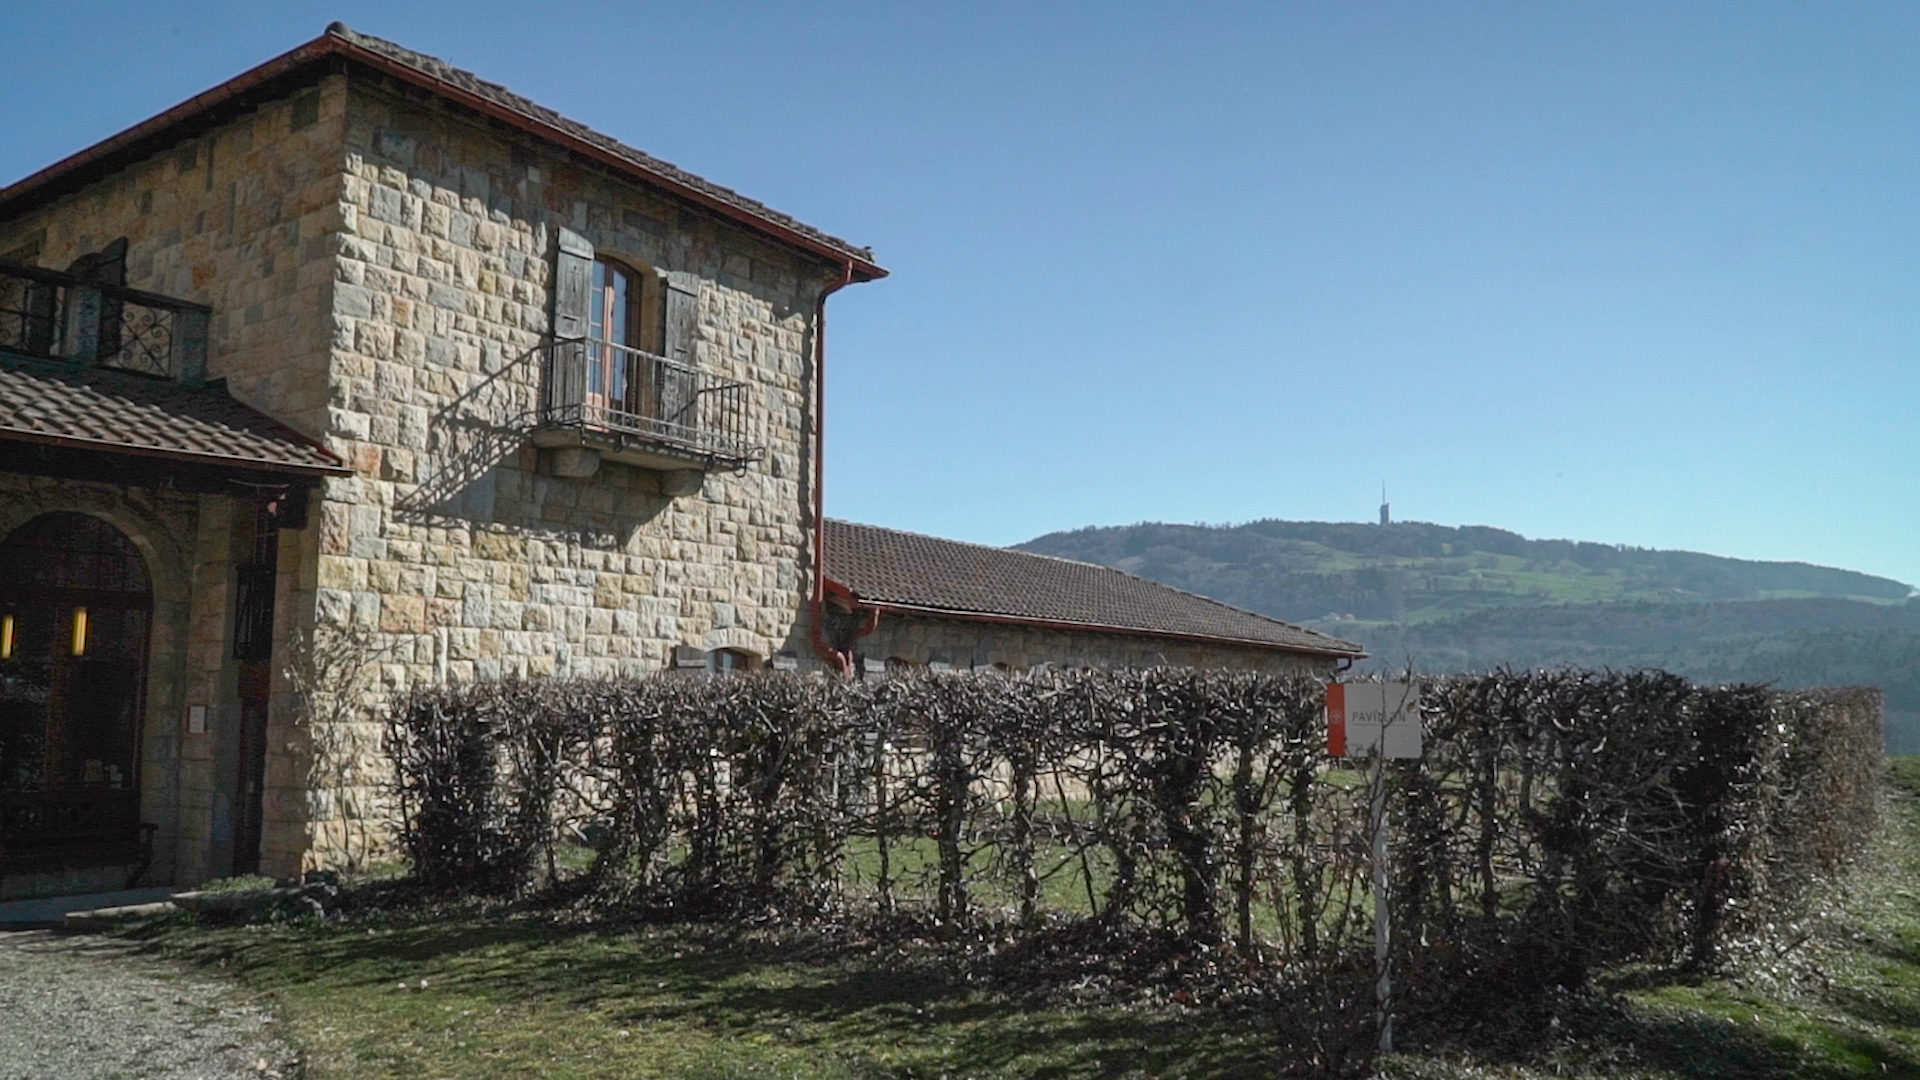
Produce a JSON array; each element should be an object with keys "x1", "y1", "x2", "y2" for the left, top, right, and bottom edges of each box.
[{"x1": 808, "y1": 261, "x2": 857, "y2": 673}]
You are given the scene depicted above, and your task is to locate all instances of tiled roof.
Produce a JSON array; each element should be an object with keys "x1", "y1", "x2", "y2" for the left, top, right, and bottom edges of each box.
[
  {"x1": 825, "y1": 519, "x2": 1365, "y2": 657},
  {"x1": 322, "y1": 25, "x2": 881, "y2": 273},
  {"x1": 0, "y1": 361, "x2": 348, "y2": 476}
]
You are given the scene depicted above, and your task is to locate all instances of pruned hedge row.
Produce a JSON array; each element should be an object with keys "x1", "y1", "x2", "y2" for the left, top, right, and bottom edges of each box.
[{"x1": 383, "y1": 668, "x2": 1881, "y2": 991}]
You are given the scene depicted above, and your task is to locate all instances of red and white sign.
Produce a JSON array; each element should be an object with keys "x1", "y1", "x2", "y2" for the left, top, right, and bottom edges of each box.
[{"x1": 1327, "y1": 682, "x2": 1423, "y2": 759}]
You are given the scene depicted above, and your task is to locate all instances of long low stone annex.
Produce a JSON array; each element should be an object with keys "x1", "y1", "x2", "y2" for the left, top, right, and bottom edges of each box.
[{"x1": 0, "y1": 24, "x2": 1363, "y2": 897}]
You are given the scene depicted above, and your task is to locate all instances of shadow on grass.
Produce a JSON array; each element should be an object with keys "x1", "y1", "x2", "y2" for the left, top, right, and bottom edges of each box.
[
  {"x1": 137, "y1": 915, "x2": 1311, "y2": 1079},
  {"x1": 1402, "y1": 987, "x2": 1917, "y2": 1080}
]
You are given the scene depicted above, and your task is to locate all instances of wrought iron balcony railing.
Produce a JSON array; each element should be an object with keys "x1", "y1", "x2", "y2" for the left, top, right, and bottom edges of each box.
[
  {"x1": 0, "y1": 259, "x2": 208, "y2": 382},
  {"x1": 537, "y1": 337, "x2": 762, "y2": 470}
]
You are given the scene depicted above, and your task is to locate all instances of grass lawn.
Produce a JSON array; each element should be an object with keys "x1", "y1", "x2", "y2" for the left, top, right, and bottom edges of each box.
[
  {"x1": 124, "y1": 757, "x2": 1920, "y2": 1079},
  {"x1": 133, "y1": 915, "x2": 1290, "y2": 1079}
]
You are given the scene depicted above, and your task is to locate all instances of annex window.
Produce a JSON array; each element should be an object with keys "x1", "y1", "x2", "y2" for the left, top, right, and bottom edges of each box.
[{"x1": 708, "y1": 648, "x2": 757, "y2": 674}]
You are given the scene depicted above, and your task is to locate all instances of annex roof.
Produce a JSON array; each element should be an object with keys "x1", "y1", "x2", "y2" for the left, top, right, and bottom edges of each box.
[
  {"x1": 824, "y1": 519, "x2": 1366, "y2": 658},
  {"x1": 0, "y1": 24, "x2": 884, "y2": 281},
  {"x1": 0, "y1": 361, "x2": 348, "y2": 478}
]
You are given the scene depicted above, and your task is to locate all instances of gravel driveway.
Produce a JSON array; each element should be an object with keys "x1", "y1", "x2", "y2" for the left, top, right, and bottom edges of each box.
[{"x1": 0, "y1": 930, "x2": 299, "y2": 1079}]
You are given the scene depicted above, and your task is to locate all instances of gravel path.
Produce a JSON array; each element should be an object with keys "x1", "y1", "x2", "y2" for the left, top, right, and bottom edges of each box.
[{"x1": 0, "y1": 930, "x2": 299, "y2": 1079}]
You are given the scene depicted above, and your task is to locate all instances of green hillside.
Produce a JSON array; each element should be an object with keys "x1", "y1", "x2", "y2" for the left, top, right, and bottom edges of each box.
[
  {"x1": 1016, "y1": 520, "x2": 1919, "y2": 751},
  {"x1": 1016, "y1": 520, "x2": 1913, "y2": 624},
  {"x1": 1344, "y1": 597, "x2": 1920, "y2": 752}
]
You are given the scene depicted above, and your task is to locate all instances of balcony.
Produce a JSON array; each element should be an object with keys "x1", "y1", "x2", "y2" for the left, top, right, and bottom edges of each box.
[
  {"x1": 0, "y1": 259, "x2": 208, "y2": 383},
  {"x1": 535, "y1": 337, "x2": 762, "y2": 475}
]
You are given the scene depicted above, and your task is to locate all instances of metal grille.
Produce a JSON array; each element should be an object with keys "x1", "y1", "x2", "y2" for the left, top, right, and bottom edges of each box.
[
  {"x1": 0, "y1": 259, "x2": 209, "y2": 380},
  {"x1": 232, "y1": 564, "x2": 277, "y2": 662},
  {"x1": 103, "y1": 302, "x2": 176, "y2": 377},
  {"x1": 538, "y1": 337, "x2": 762, "y2": 469}
]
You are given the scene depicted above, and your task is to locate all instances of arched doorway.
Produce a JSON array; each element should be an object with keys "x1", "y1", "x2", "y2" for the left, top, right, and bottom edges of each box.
[{"x1": 0, "y1": 512, "x2": 153, "y2": 877}]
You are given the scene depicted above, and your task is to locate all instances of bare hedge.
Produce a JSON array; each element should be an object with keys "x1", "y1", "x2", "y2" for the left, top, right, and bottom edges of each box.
[{"x1": 384, "y1": 668, "x2": 1881, "y2": 996}]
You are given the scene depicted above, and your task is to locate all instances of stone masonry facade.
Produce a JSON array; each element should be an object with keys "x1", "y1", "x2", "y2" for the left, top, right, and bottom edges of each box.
[
  {"x1": 0, "y1": 64, "x2": 839, "y2": 878},
  {"x1": 0, "y1": 79, "x2": 349, "y2": 884},
  {"x1": 309, "y1": 76, "x2": 835, "y2": 862},
  {"x1": 0, "y1": 31, "x2": 1349, "y2": 886}
]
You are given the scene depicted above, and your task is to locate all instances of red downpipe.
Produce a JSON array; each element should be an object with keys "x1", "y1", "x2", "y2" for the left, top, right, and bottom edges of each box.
[{"x1": 808, "y1": 261, "x2": 858, "y2": 674}]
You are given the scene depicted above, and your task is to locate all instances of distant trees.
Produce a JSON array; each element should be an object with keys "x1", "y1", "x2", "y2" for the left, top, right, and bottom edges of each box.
[
  {"x1": 1018, "y1": 521, "x2": 1918, "y2": 750},
  {"x1": 1019, "y1": 520, "x2": 1913, "y2": 614}
]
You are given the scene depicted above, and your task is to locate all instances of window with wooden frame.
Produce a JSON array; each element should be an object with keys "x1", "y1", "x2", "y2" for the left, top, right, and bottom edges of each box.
[
  {"x1": 547, "y1": 228, "x2": 731, "y2": 461},
  {"x1": 585, "y1": 256, "x2": 664, "y2": 414}
]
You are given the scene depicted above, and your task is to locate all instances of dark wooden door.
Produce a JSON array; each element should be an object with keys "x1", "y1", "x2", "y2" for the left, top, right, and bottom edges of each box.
[{"x1": 0, "y1": 514, "x2": 151, "y2": 874}]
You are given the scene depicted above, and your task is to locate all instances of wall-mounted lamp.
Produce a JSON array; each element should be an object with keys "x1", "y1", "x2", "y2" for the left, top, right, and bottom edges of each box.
[
  {"x1": 0, "y1": 614, "x2": 13, "y2": 661},
  {"x1": 70, "y1": 607, "x2": 88, "y2": 657}
]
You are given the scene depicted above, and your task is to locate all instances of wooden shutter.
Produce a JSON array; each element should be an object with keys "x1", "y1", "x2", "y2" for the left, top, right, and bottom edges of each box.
[
  {"x1": 663, "y1": 271, "x2": 699, "y2": 364},
  {"x1": 22, "y1": 281, "x2": 55, "y2": 355},
  {"x1": 92, "y1": 238, "x2": 128, "y2": 360},
  {"x1": 552, "y1": 228, "x2": 593, "y2": 341},
  {"x1": 92, "y1": 237, "x2": 128, "y2": 286},
  {"x1": 57, "y1": 239, "x2": 129, "y2": 364}
]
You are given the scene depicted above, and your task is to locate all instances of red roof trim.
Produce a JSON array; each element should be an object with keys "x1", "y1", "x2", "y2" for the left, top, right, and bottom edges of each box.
[
  {"x1": 0, "y1": 35, "x2": 337, "y2": 213},
  {"x1": 0, "y1": 29, "x2": 887, "y2": 281}
]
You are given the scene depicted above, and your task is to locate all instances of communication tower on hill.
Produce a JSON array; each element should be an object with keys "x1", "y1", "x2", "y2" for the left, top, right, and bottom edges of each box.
[{"x1": 1379, "y1": 483, "x2": 1390, "y2": 526}]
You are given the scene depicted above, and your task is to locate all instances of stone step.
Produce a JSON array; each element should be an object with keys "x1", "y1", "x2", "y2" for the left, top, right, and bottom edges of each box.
[{"x1": 61, "y1": 901, "x2": 178, "y2": 931}]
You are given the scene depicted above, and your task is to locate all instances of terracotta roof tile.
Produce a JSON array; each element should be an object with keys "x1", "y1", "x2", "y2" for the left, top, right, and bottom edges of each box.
[
  {"x1": 825, "y1": 519, "x2": 1364, "y2": 657},
  {"x1": 0, "y1": 361, "x2": 348, "y2": 476}
]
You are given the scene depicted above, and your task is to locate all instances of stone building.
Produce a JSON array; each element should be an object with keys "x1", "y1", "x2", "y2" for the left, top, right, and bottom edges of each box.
[
  {"x1": 0, "y1": 25, "x2": 1358, "y2": 897},
  {"x1": 0, "y1": 24, "x2": 886, "y2": 895}
]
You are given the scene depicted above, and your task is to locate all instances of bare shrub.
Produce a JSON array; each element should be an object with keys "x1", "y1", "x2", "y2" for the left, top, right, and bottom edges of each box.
[{"x1": 381, "y1": 666, "x2": 1883, "y2": 1028}]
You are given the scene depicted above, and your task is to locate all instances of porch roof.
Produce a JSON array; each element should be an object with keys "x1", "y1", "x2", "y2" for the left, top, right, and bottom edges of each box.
[{"x1": 0, "y1": 361, "x2": 349, "y2": 478}]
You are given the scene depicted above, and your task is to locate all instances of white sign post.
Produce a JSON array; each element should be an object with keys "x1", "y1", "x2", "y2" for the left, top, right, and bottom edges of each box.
[
  {"x1": 1326, "y1": 681, "x2": 1421, "y2": 1056},
  {"x1": 1325, "y1": 681, "x2": 1423, "y2": 761}
]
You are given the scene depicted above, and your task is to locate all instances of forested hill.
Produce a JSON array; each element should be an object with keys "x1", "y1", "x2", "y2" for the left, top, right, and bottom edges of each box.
[
  {"x1": 1015, "y1": 520, "x2": 1919, "y2": 751},
  {"x1": 1352, "y1": 598, "x2": 1920, "y2": 754},
  {"x1": 1014, "y1": 520, "x2": 1913, "y2": 624},
  {"x1": 1351, "y1": 598, "x2": 1920, "y2": 697}
]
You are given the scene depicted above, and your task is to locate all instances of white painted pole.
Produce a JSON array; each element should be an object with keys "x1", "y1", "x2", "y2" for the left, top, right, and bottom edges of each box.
[{"x1": 1371, "y1": 747, "x2": 1392, "y2": 1055}]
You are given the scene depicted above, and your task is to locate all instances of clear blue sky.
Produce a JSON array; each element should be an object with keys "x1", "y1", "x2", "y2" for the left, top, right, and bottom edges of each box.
[{"x1": 5, "y1": 2, "x2": 1915, "y2": 586}]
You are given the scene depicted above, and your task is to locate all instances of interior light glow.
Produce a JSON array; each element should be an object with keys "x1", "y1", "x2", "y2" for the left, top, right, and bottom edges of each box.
[
  {"x1": 0, "y1": 614, "x2": 12, "y2": 660},
  {"x1": 70, "y1": 607, "x2": 87, "y2": 657}
]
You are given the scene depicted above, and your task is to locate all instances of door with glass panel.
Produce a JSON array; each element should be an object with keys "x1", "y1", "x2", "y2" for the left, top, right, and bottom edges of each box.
[
  {"x1": 0, "y1": 513, "x2": 151, "y2": 879},
  {"x1": 587, "y1": 258, "x2": 640, "y2": 425}
]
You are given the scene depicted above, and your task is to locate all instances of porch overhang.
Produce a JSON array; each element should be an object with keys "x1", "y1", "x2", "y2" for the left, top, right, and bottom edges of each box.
[{"x1": 0, "y1": 357, "x2": 349, "y2": 516}]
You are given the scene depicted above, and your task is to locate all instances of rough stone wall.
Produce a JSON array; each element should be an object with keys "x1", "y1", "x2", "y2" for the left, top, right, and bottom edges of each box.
[
  {"x1": 0, "y1": 58, "x2": 853, "y2": 877},
  {"x1": 304, "y1": 79, "x2": 837, "y2": 866},
  {"x1": 853, "y1": 612, "x2": 1337, "y2": 676},
  {"x1": 0, "y1": 79, "x2": 352, "y2": 883},
  {"x1": 0, "y1": 80, "x2": 348, "y2": 434}
]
